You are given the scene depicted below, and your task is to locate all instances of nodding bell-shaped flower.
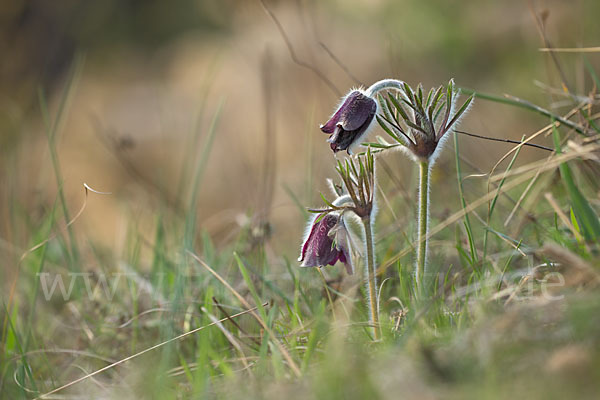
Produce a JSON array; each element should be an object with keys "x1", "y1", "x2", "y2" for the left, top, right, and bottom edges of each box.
[
  {"x1": 298, "y1": 212, "x2": 355, "y2": 275},
  {"x1": 320, "y1": 90, "x2": 378, "y2": 155},
  {"x1": 298, "y1": 152, "x2": 376, "y2": 275}
]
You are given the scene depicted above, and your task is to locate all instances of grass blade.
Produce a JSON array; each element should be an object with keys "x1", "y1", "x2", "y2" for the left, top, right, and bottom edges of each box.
[
  {"x1": 453, "y1": 134, "x2": 478, "y2": 264},
  {"x1": 459, "y1": 87, "x2": 587, "y2": 134},
  {"x1": 552, "y1": 124, "x2": 600, "y2": 240}
]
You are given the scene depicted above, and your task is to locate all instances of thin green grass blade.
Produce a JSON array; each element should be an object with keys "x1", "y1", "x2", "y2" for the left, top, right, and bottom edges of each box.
[
  {"x1": 584, "y1": 56, "x2": 600, "y2": 89},
  {"x1": 284, "y1": 258, "x2": 312, "y2": 312},
  {"x1": 552, "y1": 124, "x2": 600, "y2": 240},
  {"x1": 482, "y1": 136, "x2": 524, "y2": 261},
  {"x1": 459, "y1": 87, "x2": 586, "y2": 134},
  {"x1": 3, "y1": 302, "x2": 38, "y2": 394},
  {"x1": 453, "y1": 134, "x2": 478, "y2": 264},
  {"x1": 498, "y1": 241, "x2": 520, "y2": 291},
  {"x1": 244, "y1": 260, "x2": 294, "y2": 305},
  {"x1": 484, "y1": 226, "x2": 532, "y2": 254},
  {"x1": 184, "y1": 98, "x2": 224, "y2": 250},
  {"x1": 234, "y1": 253, "x2": 268, "y2": 320},
  {"x1": 38, "y1": 55, "x2": 85, "y2": 268},
  {"x1": 282, "y1": 183, "x2": 309, "y2": 219},
  {"x1": 23, "y1": 201, "x2": 58, "y2": 355},
  {"x1": 175, "y1": 58, "x2": 220, "y2": 202},
  {"x1": 301, "y1": 302, "x2": 325, "y2": 373},
  {"x1": 490, "y1": 139, "x2": 523, "y2": 217}
]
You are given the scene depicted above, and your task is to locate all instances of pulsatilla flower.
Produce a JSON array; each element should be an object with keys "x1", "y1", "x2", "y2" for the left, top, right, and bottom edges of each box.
[
  {"x1": 299, "y1": 151, "x2": 379, "y2": 337},
  {"x1": 299, "y1": 212, "x2": 355, "y2": 274},
  {"x1": 320, "y1": 90, "x2": 377, "y2": 154},
  {"x1": 298, "y1": 151, "x2": 376, "y2": 276}
]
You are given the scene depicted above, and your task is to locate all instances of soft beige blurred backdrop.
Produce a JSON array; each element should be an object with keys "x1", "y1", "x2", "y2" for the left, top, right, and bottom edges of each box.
[{"x1": 1, "y1": 0, "x2": 598, "y2": 277}]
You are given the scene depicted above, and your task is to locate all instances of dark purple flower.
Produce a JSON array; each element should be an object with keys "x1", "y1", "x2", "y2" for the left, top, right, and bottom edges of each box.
[
  {"x1": 299, "y1": 213, "x2": 354, "y2": 274},
  {"x1": 320, "y1": 90, "x2": 377, "y2": 154}
]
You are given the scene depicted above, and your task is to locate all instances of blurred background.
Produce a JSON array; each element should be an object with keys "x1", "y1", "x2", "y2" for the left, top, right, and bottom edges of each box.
[{"x1": 1, "y1": 0, "x2": 599, "y2": 286}]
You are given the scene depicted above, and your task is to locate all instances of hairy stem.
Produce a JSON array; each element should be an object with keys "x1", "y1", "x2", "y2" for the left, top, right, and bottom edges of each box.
[
  {"x1": 362, "y1": 215, "x2": 380, "y2": 340},
  {"x1": 416, "y1": 161, "x2": 430, "y2": 297},
  {"x1": 365, "y1": 79, "x2": 405, "y2": 97}
]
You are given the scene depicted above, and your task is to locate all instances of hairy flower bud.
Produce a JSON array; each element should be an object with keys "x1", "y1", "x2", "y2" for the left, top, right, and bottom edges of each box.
[
  {"x1": 320, "y1": 90, "x2": 377, "y2": 154},
  {"x1": 299, "y1": 213, "x2": 354, "y2": 274}
]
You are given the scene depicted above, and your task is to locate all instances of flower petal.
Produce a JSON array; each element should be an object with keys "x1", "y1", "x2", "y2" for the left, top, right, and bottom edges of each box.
[
  {"x1": 338, "y1": 91, "x2": 377, "y2": 132},
  {"x1": 334, "y1": 222, "x2": 355, "y2": 274},
  {"x1": 320, "y1": 114, "x2": 341, "y2": 134},
  {"x1": 320, "y1": 92, "x2": 359, "y2": 134}
]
